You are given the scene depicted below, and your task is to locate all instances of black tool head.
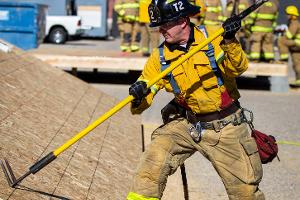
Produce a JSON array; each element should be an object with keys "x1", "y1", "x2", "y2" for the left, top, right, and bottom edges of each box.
[{"x1": 1, "y1": 159, "x2": 18, "y2": 187}]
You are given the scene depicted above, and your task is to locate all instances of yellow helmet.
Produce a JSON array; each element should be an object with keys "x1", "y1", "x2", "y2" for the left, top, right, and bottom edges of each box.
[{"x1": 285, "y1": 5, "x2": 299, "y2": 17}]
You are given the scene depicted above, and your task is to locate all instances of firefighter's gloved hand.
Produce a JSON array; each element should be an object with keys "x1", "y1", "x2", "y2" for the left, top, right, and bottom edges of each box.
[
  {"x1": 222, "y1": 15, "x2": 241, "y2": 39},
  {"x1": 161, "y1": 102, "x2": 178, "y2": 124},
  {"x1": 161, "y1": 99, "x2": 186, "y2": 124},
  {"x1": 129, "y1": 81, "x2": 148, "y2": 107}
]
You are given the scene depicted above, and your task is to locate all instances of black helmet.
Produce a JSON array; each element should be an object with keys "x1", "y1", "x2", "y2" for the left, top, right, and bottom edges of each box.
[{"x1": 148, "y1": 0, "x2": 201, "y2": 27}]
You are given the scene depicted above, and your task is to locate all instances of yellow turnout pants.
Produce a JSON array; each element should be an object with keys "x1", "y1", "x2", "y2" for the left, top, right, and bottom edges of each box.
[
  {"x1": 291, "y1": 51, "x2": 300, "y2": 80},
  {"x1": 250, "y1": 32, "x2": 275, "y2": 61},
  {"x1": 121, "y1": 21, "x2": 141, "y2": 52},
  {"x1": 140, "y1": 23, "x2": 160, "y2": 54},
  {"x1": 128, "y1": 111, "x2": 264, "y2": 200}
]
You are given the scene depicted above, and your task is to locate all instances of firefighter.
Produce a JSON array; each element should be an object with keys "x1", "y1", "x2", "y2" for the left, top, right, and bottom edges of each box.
[
  {"x1": 114, "y1": 0, "x2": 140, "y2": 52},
  {"x1": 114, "y1": 2, "x2": 124, "y2": 41},
  {"x1": 224, "y1": 0, "x2": 235, "y2": 20},
  {"x1": 278, "y1": 6, "x2": 300, "y2": 87},
  {"x1": 224, "y1": 0, "x2": 250, "y2": 21},
  {"x1": 239, "y1": 0, "x2": 253, "y2": 53},
  {"x1": 139, "y1": 0, "x2": 160, "y2": 56},
  {"x1": 203, "y1": 0, "x2": 223, "y2": 25},
  {"x1": 248, "y1": 0, "x2": 279, "y2": 62},
  {"x1": 115, "y1": 16, "x2": 124, "y2": 43},
  {"x1": 189, "y1": 0, "x2": 206, "y2": 25},
  {"x1": 276, "y1": 24, "x2": 289, "y2": 62},
  {"x1": 126, "y1": 0, "x2": 264, "y2": 199},
  {"x1": 224, "y1": 0, "x2": 252, "y2": 52}
]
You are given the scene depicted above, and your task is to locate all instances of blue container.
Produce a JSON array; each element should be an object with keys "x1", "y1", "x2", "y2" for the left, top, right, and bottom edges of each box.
[
  {"x1": 0, "y1": 2, "x2": 47, "y2": 50},
  {"x1": 76, "y1": 0, "x2": 108, "y2": 38},
  {"x1": 0, "y1": 0, "x2": 74, "y2": 15}
]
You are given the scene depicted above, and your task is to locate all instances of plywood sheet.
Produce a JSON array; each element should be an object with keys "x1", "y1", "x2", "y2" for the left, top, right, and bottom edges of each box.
[{"x1": 0, "y1": 41, "x2": 142, "y2": 200}]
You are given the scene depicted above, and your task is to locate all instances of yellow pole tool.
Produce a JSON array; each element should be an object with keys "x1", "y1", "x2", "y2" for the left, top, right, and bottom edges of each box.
[
  {"x1": 57, "y1": 27, "x2": 224, "y2": 156},
  {"x1": 53, "y1": 28, "x2": 224, "y2": 156},
  {"x1": 0, "y1": 0, "x2": 268, "y2": 188},
  {"x1": 0, "y1": 28, "x2": 224, "y2": 189}
]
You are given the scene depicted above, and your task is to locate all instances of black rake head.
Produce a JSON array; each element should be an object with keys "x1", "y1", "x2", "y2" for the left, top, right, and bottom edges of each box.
[
  {"x1": 1, "y1": 152, "x2": 56, "y2": 188},
  {"x1": 1, "y1": 158, "x2": 18, "y2": 188}
]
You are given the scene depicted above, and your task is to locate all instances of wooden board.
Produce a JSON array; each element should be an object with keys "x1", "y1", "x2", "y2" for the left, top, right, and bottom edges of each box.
[
  {"x1": 33, "y1": 54, "x2": 288, "y2": 77},
  {"x1": 0, "y1": 42, "x2": 142, "y2": 200}
]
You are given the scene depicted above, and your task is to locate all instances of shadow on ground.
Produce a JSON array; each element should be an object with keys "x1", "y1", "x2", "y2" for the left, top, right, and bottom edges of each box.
[
  {"x1": 70, "y1": 71, "x2": 271, "y2": 91},
  {"x1": 67, "y1": 71, "x2": 140, "y2": 85},
  {"x1": 237, "y1": 76, "x2": 270, "y2": 90},
  {"x1": 16, "y1": 185, "x2": 70, "y2": 200}
]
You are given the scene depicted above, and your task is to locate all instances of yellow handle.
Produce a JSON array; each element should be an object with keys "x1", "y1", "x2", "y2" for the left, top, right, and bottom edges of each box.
[
  {"x1": 53, "y1": 27, "x2": 225, "y2": 157},
  {"x1": 54, "y1": 95, "x2": 134, "y2": 156}
]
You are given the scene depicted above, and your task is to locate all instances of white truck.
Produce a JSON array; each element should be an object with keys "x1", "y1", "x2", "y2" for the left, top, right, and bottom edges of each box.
[{"x1": 45, "y1": 15, "x2": 84, "y2": 44}]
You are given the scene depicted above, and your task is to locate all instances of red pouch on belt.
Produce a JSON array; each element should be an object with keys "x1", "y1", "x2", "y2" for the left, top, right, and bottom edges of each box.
[
  {"x1": 220, "y1": 89, "x2": 234, "y2": 109},
  {"x1": 251, "y1": 129, "x2": 279, "y2": 164}
]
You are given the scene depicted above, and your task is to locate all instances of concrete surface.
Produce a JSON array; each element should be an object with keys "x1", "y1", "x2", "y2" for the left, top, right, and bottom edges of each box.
[
  {"x1": 0, "y1": 40, "x2": 142, "y2": 200},
  {"x1": 92, "y1": 84, "x2": 300, "y2": 200}
]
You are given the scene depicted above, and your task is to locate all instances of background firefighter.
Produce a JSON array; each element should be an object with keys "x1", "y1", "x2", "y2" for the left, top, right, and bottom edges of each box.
[
  {"x1": 203, "y1": 0, "x2": 224, "y2": 25},
  {"x1": 248, "y1": 0, "x2": 279, "y2": 62},
  {"x1": 188, "y1": 0, "x2": 206, "y2": 25},
  {"x1": 126, "y1": 0, "x2": 264, "y2": 199},
  {"x1": 139, "y1": 0, "x2": 160, "y2": 56},
  {"x1": 114, "y1": 0, "x2": 140, "y2": 52},
  {"x1": 278, "y1": 5, "x2": 300, "y2": 87},
  {"x1": 224, "y1": 0, "x2": 252, "y2": 53}
]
